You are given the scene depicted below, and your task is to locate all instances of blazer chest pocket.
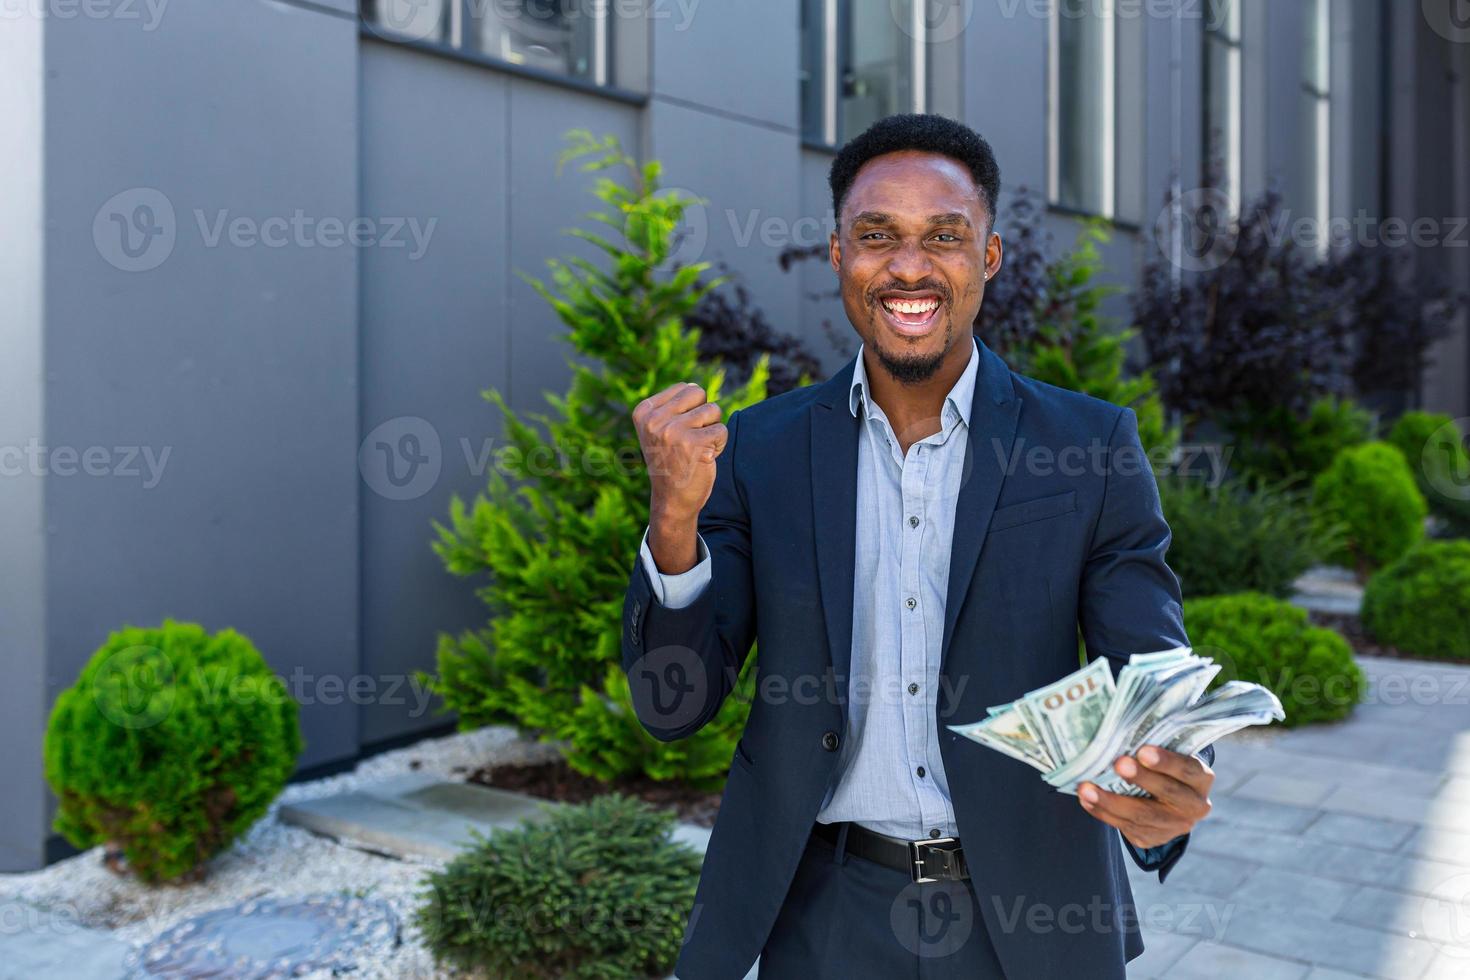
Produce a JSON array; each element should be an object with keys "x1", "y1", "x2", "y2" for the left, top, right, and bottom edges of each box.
[{"x1": 988, "y1": 490, "x2": 1077, "y2": 533}]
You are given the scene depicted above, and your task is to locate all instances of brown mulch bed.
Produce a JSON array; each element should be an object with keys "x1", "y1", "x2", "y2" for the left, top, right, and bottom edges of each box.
[{"x1": 467, "y1": 757, "x2": 724, "y2": 828}]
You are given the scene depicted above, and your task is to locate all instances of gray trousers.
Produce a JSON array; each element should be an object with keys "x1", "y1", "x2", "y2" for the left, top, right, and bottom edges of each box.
[{"x1": 759, "y1": 825, "x2": 1008, "y2": 979}]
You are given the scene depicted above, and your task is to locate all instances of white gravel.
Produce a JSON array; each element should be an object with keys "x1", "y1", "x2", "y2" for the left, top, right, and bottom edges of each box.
[{"x1": 0, "y1": 725, "x2": 566, "y2": 979}]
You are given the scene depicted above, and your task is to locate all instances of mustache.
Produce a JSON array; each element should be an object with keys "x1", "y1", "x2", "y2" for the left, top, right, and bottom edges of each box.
[{"x1": 868, "y1": 283, "x2": 951, "y2": 305}]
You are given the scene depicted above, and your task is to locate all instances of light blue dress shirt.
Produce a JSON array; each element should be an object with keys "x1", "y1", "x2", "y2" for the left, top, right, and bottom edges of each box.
[{"x1": 639, "y1": 338, "x2": 981, "y2": 841}]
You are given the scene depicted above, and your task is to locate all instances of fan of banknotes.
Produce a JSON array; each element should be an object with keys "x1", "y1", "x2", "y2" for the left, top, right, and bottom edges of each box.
[{"x1": 948, "y1": 647, "x2": 1284, "y2": 797}]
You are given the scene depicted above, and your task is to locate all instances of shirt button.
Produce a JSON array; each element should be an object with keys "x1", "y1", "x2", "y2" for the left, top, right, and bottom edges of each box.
[
  {"x1": 930, "y1": 829, "x2": 942, "y2": 839},
  {"x1": 908, "y1": 515, "x2": 919, "y2": 528},
  {"x1": 905, "y1": 597, "x2": 917, "y2": 611},
  {"x1": 821, "y1": 731, "x2": 840, "y2": 752},
  {"x1": 908, "y1": 683, "x2": 919, "y2": 695},
  {"x1": 916, "y1": 766, "x2": 926, "y2": 778}
]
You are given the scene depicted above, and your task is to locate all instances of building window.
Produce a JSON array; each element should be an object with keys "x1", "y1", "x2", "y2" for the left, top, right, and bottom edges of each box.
[
  {"x1": 1202, "y1": 0, "x2": 1242, "y2": 213},
  {"x1": 800, "y1": 0, "x2": 929, "y2": 147},
  {"x1": 364, "y1": 0, "x2": 612, "y2": 87},
  {"x1": 1049, "y1": 0, "x2": 1116, "y2": 218},
  {"x1": 1300, "y1": 0, "x2": 1331, "y2": 240}
]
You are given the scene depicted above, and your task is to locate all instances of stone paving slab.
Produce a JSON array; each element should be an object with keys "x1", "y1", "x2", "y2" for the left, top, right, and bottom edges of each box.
[
  {"x1": 1232, "y1": 866, "x2": 1359, "y2": 920},
  {"x1": 1291, "y1": 566, "x2": 1364, "y2": 615},
  {"x1": 0, "y1": 900, "x2": 130, "y2": 980},
  {"x1": 1164, "y1": 941, "x2": 1313, "y2": 980},
  {"x1": 277, "y1": 771, "x2": 553, "y2": 862},
  {"x1": 1304, "y1": 812, "x2": 1419, "y2": 852}
]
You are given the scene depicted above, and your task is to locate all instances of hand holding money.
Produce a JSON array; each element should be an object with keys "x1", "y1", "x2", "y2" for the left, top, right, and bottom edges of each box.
[
  {"x1": 949, "y1": 648, "x2": 1284, "y2": 847},
  {"x1": 1078, "y1": 745, "x2": 1215, "y2": 849}
]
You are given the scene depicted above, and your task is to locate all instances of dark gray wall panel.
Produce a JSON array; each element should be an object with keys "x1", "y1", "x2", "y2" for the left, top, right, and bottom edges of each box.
[{"x1": 42, "y1": 0, "x2": 361, "y2": 771}]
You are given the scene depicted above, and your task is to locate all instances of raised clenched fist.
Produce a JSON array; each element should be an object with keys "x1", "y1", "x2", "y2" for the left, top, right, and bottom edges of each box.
[{"x1": 633, "y1": 382, "x2": 728, "y2": 523}]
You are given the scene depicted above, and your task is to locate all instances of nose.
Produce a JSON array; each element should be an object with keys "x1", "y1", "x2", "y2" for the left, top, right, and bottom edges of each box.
[{"x1": 886, "y1": 239, "x2": 934, "y2": 284}]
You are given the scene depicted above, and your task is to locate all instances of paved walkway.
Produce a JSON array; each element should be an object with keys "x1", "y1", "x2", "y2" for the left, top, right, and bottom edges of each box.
[{"x1": 1126, "y1": 655, "x2": 1470, "y2": 979}]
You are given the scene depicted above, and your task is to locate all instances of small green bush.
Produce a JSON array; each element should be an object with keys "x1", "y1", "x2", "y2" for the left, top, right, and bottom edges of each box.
[
  {"x1": 43, "y1": 620, "x2": 302, "y2": 883},
  {"x1": 1361, "y1": 539, "x2": 1470, "y2": 661},
  {"x1": 1229, "y1": 395, "x2": 1375, "y2": 485},
  {"x1": 415, "y1": 794, "x2": 701, "y2": 979},
  {"x1": 1387, "y1": 411, "x2": 1470, "y2": 538},
  {"x1": 1312, "y1": 442, "x2": 1427, "y2": 571},
  {"x1": 1185, "y1": 592, "x2": 1364, "y2": 726},
  {"x1": 1160, "y1": 476, "x2": 1332, "y2": 598}
]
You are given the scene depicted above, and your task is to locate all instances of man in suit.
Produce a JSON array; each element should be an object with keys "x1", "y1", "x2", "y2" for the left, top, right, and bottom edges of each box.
[{"x1": 622, "y1": 114, "x2": 1215, "y2": 979}]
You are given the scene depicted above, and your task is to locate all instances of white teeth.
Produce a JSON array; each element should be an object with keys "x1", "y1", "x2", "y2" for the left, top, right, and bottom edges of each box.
[{"x1": 883, "y1": 298, "x2": 940, "y2": 315}]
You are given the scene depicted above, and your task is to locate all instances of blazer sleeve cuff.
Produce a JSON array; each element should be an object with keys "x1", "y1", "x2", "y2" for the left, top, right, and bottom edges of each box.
[{"x1": 1124, "y1": 746, "x2": 1214, "y2": 883}]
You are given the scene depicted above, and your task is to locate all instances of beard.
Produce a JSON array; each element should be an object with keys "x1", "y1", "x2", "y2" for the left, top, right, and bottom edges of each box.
[{"x1": 870, "y1": 317, "x2": 955, "y2": 385}]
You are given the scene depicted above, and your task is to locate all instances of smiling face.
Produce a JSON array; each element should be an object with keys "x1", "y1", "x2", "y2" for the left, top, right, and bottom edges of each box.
[{"x1": 830, "y1": 149, "x2": 1001, "y2": 385}]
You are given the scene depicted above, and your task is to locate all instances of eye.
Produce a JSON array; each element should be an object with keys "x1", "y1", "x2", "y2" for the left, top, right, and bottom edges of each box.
[
  {"x1": 859, "y1": 231, "x2": 890, "y2": 241},
  {"x1": 933, "y1": 233, "x2": 960, "y2": 243}
]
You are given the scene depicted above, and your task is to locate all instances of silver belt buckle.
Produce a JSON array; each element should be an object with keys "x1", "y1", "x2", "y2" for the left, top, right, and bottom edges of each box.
[{"x1": 909, "y1": 837, "x2": 962, "y2": 883}]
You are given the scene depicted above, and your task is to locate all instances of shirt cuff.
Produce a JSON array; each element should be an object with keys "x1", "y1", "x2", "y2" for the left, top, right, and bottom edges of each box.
[{"x1": 638, "y1": 528, "x2": 712, "y2": 610}]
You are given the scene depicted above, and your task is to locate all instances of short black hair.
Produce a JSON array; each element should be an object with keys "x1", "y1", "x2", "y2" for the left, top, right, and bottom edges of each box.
[{"x1": 828, "y1": 113, "x2": 1001, "y2": 232}]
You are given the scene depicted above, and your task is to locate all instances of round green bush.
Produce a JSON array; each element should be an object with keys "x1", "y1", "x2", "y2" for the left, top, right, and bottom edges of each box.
[
  {"x1": 1362, "y1": 539, "x2": 1470, "y2": 661},
  {"x1": 1185, "y1": 592, "x2": 1364, "y2": 726},
  {"x1": 1311, "y1": 441, "x2": 1427, "y2": 570},
  {"x1": 1387, "y1": 411, "x2": 1470, "y2": 537},
  {"x1": 43, "y1": 620, "x2": 302, "y2": 883},
  {"x1": 415, "y1": 793, "x2": 701, "y2": 979}
]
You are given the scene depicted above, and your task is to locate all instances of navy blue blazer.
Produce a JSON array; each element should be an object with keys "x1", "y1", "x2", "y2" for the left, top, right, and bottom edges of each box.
[{"x1": 622, "y1": 340, "x2": 1210, "y2": 980}]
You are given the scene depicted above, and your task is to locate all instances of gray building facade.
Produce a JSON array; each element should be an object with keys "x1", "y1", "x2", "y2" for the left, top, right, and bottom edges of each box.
[{"x1": 2, "y1": 0, "x2": 1465, "y2": 871}]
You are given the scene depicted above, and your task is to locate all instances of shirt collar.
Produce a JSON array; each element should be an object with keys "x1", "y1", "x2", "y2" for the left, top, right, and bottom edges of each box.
[{"x1": 848, "y1": 335, "x2": 980, "y2": 429}]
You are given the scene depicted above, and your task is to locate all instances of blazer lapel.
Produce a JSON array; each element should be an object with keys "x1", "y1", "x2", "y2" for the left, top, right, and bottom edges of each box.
[
  {"x1": 940, "y1": 342, "x2": 1021, "y2": 676},
  {"x1": 810, "y1": 360, "x2": 861, "y2": 722}
]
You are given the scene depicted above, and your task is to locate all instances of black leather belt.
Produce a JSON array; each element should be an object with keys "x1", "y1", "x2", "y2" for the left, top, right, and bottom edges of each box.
[{"x1": 813, "y1": 821, "x2": 970, "y2": 883}]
